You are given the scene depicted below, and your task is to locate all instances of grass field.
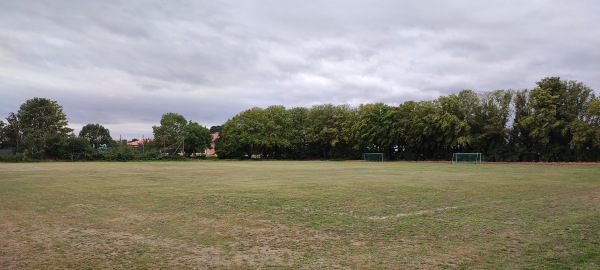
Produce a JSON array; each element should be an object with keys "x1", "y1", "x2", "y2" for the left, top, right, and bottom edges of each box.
[{"x1": 1, "y1": 161, "x2": 599, "y2": 269}]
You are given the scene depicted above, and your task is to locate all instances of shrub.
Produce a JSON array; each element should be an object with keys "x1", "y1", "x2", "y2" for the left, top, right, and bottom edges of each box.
[{"x1": 0, "y1": 153, "x2": 28, "y2": 162}]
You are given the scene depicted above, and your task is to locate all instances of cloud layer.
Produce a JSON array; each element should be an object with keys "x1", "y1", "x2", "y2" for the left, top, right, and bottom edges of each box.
[{"x1": 1, "y1": 0, "x2": 599, "y2": 139}]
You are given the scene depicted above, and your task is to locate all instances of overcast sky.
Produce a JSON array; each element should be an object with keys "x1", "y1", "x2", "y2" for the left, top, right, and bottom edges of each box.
[{"x1": 1, "y1": 0, "x2": 599, "y2": 139}]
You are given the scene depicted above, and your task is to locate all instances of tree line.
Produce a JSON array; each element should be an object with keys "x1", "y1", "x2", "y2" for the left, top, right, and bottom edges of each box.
[
  {"x1": 2, "y1": 77, "x2": 599, "y2": 162},
  {"x1": 0, "y1": 98, "x2": 213, "y2": 161},
  {"x1": 218, "y1": 77, "x2": 600, "y2": 161}
]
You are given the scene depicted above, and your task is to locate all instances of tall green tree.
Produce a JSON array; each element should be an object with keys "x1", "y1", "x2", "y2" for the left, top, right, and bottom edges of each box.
[
  {"x1": 568, "y1": 97, "x2": 600, "y2": 160},
  {"x1": 585, "y1": 97, "x2": 600, "y2": 127},
  {"x1": 557, "y1": 80, "x2": 595, "y2": 123},
  {"x1": 390, "y1": 101, "x2": 440, "y2": 160},
  {"x1": 434, "y1": 92, "x2": 475, "y2": 156},
  {"x1": 79, "y1": 123, "x2": 113, "y2": 149},
  {"x1": 2, "y1": 113, "x2": 22, "y2": 152},
  {"x1": 262, "y1": 105, "x2": 293, "y2": 158},
  {"x1": 217, "y1": 106, "x2": 294, "y2": 159},
  {"x1": 0, "y1": 120, "x2": 5, "y2": 148},
  {"x1": 306, "y1": 104, "x2": 356, "y2": 159},
  {"x1": 218, "y1": 107, "x2": 267, "y2": 158},
  {"x1": 471, "y1": 90, "x2": 513, "y2": 161},
  {"x1": 510, "y1": 89, "x2": 535, "y2": 161},
  {"x1": 288, "y1": 107, "x2": 310, "y2": 159},
  {"x1": 586, "y1": 98, "x2": 600, "y2": 154},
  {"x1": 354, "y1": 103, "x2": 394, "y2": 158},
  {"x1": 508, "y1": 77, "x2": 596, "y2": 161},
  {"x1": 389, "y1": 101, "x2": 415, "y2": 159},
  {"x1": 152, "y1": 113, "x2": 187, "y2": 148},
  {"x1": 17, "y1": 98, "x2": 72, "y2": 159},
  {"x1": 183, "y1": 121, "x2": 212, "y2": 156}
]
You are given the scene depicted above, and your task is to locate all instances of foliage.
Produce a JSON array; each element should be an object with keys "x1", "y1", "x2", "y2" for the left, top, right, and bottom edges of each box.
[
  {"x1": 4, "y1": 77, "x2": 600, "y2": 162},
  {"x1": 216, "y1": 77, "x2": 599, "y2": 161},
  {"x1": 218, "y1": 107, "x2": 269, "y2": 159},
  {"x1": 287, "y1": 107, "x2": 310, "y2": 159},
  {"x1": 354, "y1": 103, "x2": 394, "y2": 158},
  {"x1": 209, "y1": 125, "x2": 223, "y2": 134},
  {"x1": 509, "y1": 78, "x2": 597, "y2": 161},
  {"x1": 218, "y1": 104, "x2": 359, "y2": 159},
  {"x1": 0, "y1": 120, "x2": 4, "y2": 148},
  {"x1": 471, "y1": 90, "x2": 513, "y2": 161},
  {"x1": 183, "y1": 121, "x2": 212, "y2": 156},
  {"x1": 152, "y1": 113, "x2": 187, "y2": 148},
  {"x1": 79, "y1": 123, "x2": 113, "y2": 149},
  {"x1": 0, "y1": 153, "x2": 28, "y2": 162},
  {"x1": 103, "y1": 144, "x2": 139, "y2": 161},
  {"x1": 2, "y1": 113, "x2": 22, "y2": 152},
  {"x1": 16, "y1": 98, "x2": 72, "y2": 159},
  {"x1": 149, "y1": 113, "x2": 215, "y2": 158},
  {"x1": 42, "y1": 134, "x2": 97, "y2": 161},
  {"x1": 306, "y1": 104, "x2": 357, "y2": 159}
]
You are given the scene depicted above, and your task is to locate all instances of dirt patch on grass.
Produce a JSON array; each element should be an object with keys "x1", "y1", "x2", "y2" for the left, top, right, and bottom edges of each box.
[
  {"x1": 50, "y1": 215, "x2": 346, "y2": 268},
  {"x1": 0, "y1": 221, "x2": 28, "y2": 270},
  {"x1": 1, "y1": 216, "x2": 324, "y2": 268},
  {"x1": 55, "y1": 226, "x2": 299, "y2": 268}
]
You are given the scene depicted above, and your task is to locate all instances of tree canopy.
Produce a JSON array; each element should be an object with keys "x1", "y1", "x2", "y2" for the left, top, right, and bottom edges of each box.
[
  {"x1": 183, "y1": 121, "x2": 212, "y2": 156},
  {"x1": 217, "y1": 77, "x2": 600, "y2": 161},
  {"x1": 16, "y1": 97, "x2": 72, "y2": 159},
  {"x1": 3, "y1": 77, "x2": 600, "y2": 162},
  {"x1": 152, "y1": 112, "x2": 187, "y2": 148},
  {"x1": 79, "y1": 123, "x2": 113, "y2": 149}
]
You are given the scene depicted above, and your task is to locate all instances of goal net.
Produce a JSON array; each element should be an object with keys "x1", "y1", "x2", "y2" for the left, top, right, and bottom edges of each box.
[
  {"x1": 452, "y1": 153, "x2": 483, "y2": 164},
  {"x1": 363, "y1": 153, "x2": 384, "y2": 162}
]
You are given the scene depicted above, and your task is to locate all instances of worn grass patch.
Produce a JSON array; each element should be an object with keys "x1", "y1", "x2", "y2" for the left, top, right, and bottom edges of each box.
[{"x1": 1, "y1": 161, "x2": 599, "y2": 269}]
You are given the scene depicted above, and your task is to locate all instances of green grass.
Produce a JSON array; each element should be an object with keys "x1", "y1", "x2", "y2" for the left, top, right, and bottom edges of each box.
[{"x1": 1, "y1": 161, "x2": 599, "y2": 269}]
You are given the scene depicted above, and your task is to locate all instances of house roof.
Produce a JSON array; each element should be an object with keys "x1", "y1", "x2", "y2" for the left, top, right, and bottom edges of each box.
[{"x1": 127, "y1": 139, "x2": 151, "y2": 147}]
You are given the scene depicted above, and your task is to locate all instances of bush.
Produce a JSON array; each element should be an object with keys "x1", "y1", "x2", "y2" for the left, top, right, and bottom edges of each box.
[
  {"x1": 101, "y1": 145, "x2": 171, "y2": 161},
  {"x1": 0, "y1": 153, "x2": 29, "y2": 162},
  {"x1": 103, "y1": 145, "x2": 138, "y2": 161}
]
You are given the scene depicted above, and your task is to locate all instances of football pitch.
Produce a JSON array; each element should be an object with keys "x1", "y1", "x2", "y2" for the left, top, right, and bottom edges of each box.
[{"x1": 1, "y1": 161, "x2": 599, "y2": 269}]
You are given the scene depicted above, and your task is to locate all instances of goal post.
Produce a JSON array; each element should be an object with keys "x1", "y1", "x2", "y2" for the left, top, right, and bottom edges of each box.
[
  {"x1": 363, "y1": 153, "x2": 384, "y2": 162},
  {"x1": 452, "y1": 153, "x2": 483, "y2": 164}
]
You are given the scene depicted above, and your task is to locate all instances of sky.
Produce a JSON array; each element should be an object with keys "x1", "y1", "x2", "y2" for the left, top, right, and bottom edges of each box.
[{"x1": 1, "y1": 0, "x2": 599, "y2": 140}]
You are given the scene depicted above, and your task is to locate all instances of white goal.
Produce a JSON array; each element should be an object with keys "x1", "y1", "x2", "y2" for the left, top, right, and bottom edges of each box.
[
  {"x1": 452, "y1": 153, "x2": 483, "y2": 164},
  {"x1": 363, "y1": 153, "x2": 384, "y2": 162}
]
